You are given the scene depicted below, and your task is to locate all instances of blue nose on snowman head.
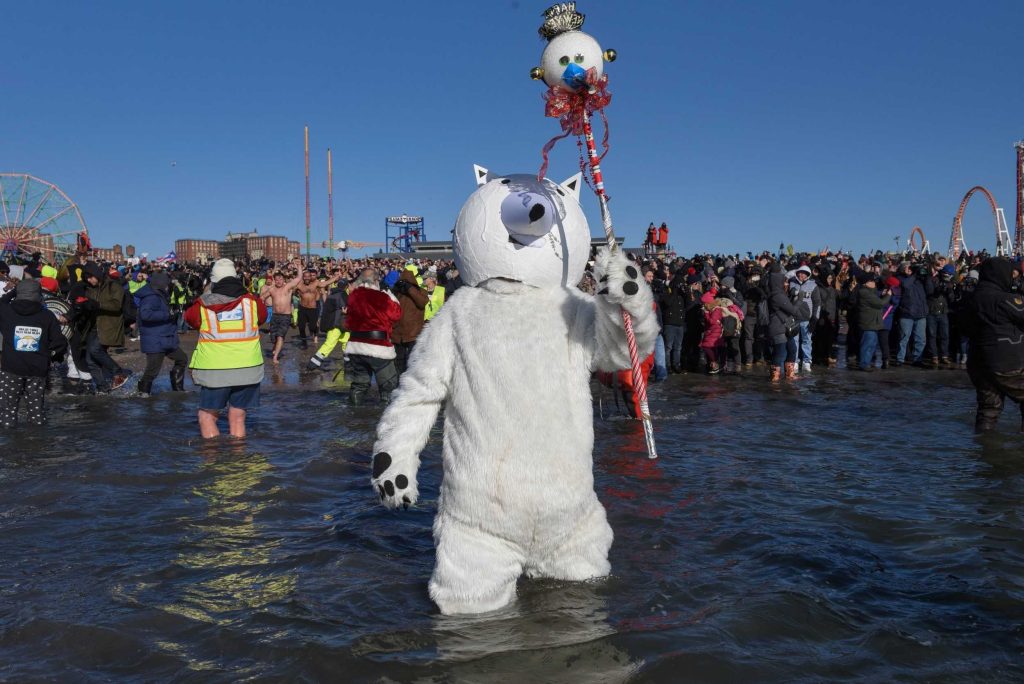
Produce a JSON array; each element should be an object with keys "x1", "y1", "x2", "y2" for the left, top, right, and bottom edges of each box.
[{"x1": 561, "y1": 62, "x2": 587, "y2": 90}]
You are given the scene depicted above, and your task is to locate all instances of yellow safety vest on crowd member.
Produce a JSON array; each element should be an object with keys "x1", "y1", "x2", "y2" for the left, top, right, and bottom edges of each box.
[
  {"x1": 424, "y1": 285, "x2": 445, "y2": 321},
  {"x1": 189, "y1": 296, "x2": 264, "y2": 373}
]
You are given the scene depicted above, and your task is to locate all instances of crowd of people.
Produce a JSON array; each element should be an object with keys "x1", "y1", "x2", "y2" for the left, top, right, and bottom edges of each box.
[{"x1": 2, "y1": 242, "x2": 1024, "y2": 435}]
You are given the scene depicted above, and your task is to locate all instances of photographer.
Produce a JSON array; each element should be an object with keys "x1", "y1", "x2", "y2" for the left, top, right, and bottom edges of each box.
[
  {"x1": 926, "y1": 263, "x2": 954, "y2": 367},
  {"x1": 855, "y1": 274, "x2": 891, "y2": 371},
  {"x1": 389, "y1": 267, "x2": 429, "y2": 376},
  {"x1": 896, "y1": 260, "x2": 934, "y2": 366}
]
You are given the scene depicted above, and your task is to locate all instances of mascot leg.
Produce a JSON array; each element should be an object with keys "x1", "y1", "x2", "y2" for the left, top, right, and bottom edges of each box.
[
  {"x1": 528, "y1": 501, "x2": 613, "y2": 581},
  {"x1": 429, "y1": 515, "x2": 524, "y2": 615}
]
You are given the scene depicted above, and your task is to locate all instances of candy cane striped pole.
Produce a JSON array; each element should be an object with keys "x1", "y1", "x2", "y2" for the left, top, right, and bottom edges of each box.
[{"x1": 582, "y1": 109, "x2": 657, "y2": 459}]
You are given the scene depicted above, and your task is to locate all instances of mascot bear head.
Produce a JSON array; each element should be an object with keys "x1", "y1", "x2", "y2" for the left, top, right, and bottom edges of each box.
[{"x1": 453, "y1": 165, "x2": 591, "y2": 289}]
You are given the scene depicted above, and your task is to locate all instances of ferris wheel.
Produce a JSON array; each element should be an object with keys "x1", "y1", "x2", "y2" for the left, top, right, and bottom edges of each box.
[{"x1": 0, "y1": 173, "x2": 89, "y2": 263}]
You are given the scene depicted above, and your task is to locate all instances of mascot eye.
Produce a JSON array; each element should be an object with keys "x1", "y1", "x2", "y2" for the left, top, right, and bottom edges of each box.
[
  {"x1": 556, "y1": 187, "x2": 565, "y2": 196},
  {"x1": 558, "y1": 55, "x2": 569, "y2": 67},
  {"x1": 501, "y1": 179, "x2": 511, "y2": 185},
  {"x1": 574, "y1": 53, "x2": 584, "y2": 64}
]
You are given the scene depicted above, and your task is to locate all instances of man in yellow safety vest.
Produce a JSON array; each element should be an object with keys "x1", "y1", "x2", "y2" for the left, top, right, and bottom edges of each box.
[{"x1": 184, "y1": 259, "x2": 269, "y2": 439}]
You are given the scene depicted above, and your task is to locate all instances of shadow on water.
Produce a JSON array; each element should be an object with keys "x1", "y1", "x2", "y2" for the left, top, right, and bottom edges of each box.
[{"x1": 0, "y1": 359, "x2": 1022, "y2": 681}]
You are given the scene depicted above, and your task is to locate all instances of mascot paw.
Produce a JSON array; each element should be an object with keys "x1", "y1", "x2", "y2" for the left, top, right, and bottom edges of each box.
[
  {"x1": 594, "y1": 246, "x2": 643, "y2": 306},
  {"x1": 371, "y1": 451, "x2": 418, "y2": 510}
]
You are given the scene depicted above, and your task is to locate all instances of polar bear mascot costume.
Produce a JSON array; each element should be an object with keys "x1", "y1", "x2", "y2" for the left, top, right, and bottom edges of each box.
[{"x1": 371, "y1": 165, "x2": 658, "y2": 615}]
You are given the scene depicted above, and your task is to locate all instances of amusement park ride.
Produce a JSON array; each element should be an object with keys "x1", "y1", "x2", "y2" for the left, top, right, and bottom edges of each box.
[
  {"x1": 0, "y1": 173, "x2": 89, "y2": 261},
  {"x1": 903, "y1": 140, "x2": 1023, "y2": 260}
]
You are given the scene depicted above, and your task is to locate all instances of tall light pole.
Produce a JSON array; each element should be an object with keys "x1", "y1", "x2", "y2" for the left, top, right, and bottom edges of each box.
[
  {"x1": 327, "y1": 147, "x2": 334, "y2": 262},
  {"x1": 304, "y1": 125, "x2": 311, "y2": 261}
]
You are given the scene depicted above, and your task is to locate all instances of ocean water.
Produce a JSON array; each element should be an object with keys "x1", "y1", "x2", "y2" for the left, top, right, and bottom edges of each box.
[{"x1": 1, "y1": 358, "x2": 1022, "y2": 682}]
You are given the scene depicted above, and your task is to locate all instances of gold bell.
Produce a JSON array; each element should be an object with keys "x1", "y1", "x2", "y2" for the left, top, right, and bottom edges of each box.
[
  {"x1": 530, "y1": 66, "x2": 544, "y2": 80},
  {"x1": 603, "y1": 49, "x2": 617, "y2": 63}
]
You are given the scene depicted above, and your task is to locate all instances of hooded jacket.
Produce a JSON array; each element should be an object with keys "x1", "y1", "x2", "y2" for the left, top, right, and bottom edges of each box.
[
  {"x1": 0, "y1": 299, "x2": 68, "y2": 377},
  {"x1": 319, "y1": 283, "x2": 349, "y2": 332},
  {"x1": 897, "y1": 271, "x2": 933, "y2": 319},
  {"x1": 964, "y1": 258, "x2": 1024, "y2": 373},
  {"x1": 135, "y1": 282, "x2": 179, "y2": 354},
  {"x1": 391, "y1": 269, "x2": 430, "y2": 344},
  {"x1": 87, "y1": 276, "x2": 126, "y2": 346},
  {"x1": 766, "y1": 269, "x2": 799, "y2": 339}
]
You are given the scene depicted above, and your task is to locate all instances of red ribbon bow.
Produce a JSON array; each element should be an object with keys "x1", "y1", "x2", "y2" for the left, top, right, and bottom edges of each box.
[
  {"x1": 538, "y1": 69, "x2": 612, "y2": 180},
  {"x1": 543, "y1": 69, "x2": 611, "y2": 135}
]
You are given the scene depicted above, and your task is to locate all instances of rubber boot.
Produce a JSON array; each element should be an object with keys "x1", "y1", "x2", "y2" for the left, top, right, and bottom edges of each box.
[
  {"x1": 170, "y1": 367, "x2": 186, "y2": 391},
  {"x1": 784, "y1": 362, "x2": 797, "y2": 379},
  {"x1": 349, "y1": 387, "x2": 367, "y2": 406},
  {"x1": 378, "y1": 391, "x2": 392, "y2": 404},
  {"x1": 137, "y1": 378, "x2": 153, "y2": 396},
  {"x1": 307, "y1": 352, "x2": 326, "y2": 371},
  {"x1": 769, "y1": 365, "x2": 782, "y2": 382}
]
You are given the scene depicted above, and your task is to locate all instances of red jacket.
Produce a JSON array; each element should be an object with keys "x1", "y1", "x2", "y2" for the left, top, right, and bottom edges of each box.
[{"x1": 346, "y1": 285, "x2": 401, "y2": 350}]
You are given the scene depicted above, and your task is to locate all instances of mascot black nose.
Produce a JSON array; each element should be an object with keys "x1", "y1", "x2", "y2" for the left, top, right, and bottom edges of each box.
[{"x1": 529, "y1": 203, "x2": 546, "y2": 222}]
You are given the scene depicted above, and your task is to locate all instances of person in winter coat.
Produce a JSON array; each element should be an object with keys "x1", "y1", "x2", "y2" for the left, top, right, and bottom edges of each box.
[
  {"x1": 185, "y1": 259, "x2": 269, "y2": 439},
  {"x1": 962, "y1": 257, "x2": 1024, "y2": 432},
  {"x1": 949, "y1": 270, "x2": 977, "y2": 368},
  {"x1": 897, "y1": 260, "x2": 934, "y2": 365},
  {"x1": 390, "y1": 267, "x2": 430, "y2": 375},
  {"x1": 699, "y1": 292, "x2": 724, "y2": 373},
  {"x1": 791, "y1": 265, "x2": 821, "y2": 374},
  {"x1": 135, "y1": 272, "x2": 187, "y2": 396},
  {"x1": 741, "y1": 270, "x2": 769, "y2": 366},
  {"x1": 0, "y1": 280, "x2": 68, "y2": 427},
  {"x1": 345, "y1": 267, "x2": 402, "y2": 405},
  {"x1": 855, "y1": 274, "x2": 892, "y2": 371},
  {"x1": 307, "y1": 278, "x2": 350, "y2": 371},
  {"x1": 82, "y1": 263, "x2": 130, "y2": 392},
  {"x1": 682, "y1": 273, "x2": 705, "y2": 371},
  {"x1": 926, "y1": 264, "x2": 954, "y2": 367},
  {"x1": 766, "y1": 265, "x2": 800, "y2": 381},
  {"x1": 812, "y1": 272, "x2": 839, "y2": 366},
  {"x1": 659, "y1": 271, "x2": 689, "y2": 373}
]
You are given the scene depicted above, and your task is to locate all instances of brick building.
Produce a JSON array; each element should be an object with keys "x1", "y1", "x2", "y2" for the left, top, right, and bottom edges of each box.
[
  {"x1": 92, "y1": 243, "x2": 124, "y2": 263},
  {"x1": 175, "y1": 239, "x2": 221, "y2": 264}
]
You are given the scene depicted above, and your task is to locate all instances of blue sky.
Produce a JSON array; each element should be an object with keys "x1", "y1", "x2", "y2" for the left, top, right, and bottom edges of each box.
[{"x1": 3, "y1": 0, "x2": 1022, "y2": 257}]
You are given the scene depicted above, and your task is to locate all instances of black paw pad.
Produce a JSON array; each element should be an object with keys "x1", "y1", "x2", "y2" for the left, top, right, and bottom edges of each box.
[
  {"x1": 372, "y1": 452, "x2": 391, "y2": 478},
  {"x1": 384, "y1": 480, "x2": 395, "y2": 497},
  {"x1": 623, "y1": 281, "x2": 639, "y2": 296},
  {"x1": 625, "y1": 266, "x2": 638, "y2": 279},
  {"x1": 395, "y1": 474, "x2": 408, "y2": 489}
]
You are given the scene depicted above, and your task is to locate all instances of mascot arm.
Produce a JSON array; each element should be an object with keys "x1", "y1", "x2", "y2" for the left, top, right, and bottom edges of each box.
[
  {"x1": 591, "y1": 246, "x2": 659, "y2": 372},
  {"x1": 371, "y1": 309, "x2": 455, "y2": 509}
]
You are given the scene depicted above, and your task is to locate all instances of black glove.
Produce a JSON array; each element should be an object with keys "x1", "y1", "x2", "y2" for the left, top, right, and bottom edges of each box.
[{"x1": 393, "y1": 280, "x2": 410, "y2": 294}]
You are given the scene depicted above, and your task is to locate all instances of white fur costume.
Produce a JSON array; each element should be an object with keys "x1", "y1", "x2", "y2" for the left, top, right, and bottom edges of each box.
[{"x1": 371, "y1": 166, "x2": 657, "y2": 615}]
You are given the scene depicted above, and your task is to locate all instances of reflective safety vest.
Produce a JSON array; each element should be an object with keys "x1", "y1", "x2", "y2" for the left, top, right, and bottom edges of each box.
[
  {"x1": 189, "y1": 297, "x2": 263, "y2": 370},
  {"x1": 424, "y1": 285, "x2": 445, "y2": 321},
  {"x1": 128, "y1": 280, "x2": 146, "y2": 294}
]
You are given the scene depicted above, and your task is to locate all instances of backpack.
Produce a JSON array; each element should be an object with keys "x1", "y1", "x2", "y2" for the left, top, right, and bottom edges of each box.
[{"x1": 720, "y1": 304, "x2": 742, "y2": 337}]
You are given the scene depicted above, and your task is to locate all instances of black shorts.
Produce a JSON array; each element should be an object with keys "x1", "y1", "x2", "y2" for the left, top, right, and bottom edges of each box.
[{"x1": 270, "y1": 313, "x2": 291, "y2": 340}]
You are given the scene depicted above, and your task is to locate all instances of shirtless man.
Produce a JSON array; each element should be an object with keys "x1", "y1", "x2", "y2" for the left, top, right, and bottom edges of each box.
[
  {"x1": 295, "y1": 270, "x2": 341, "y2": 348},
  {"x1": 260, "y1": 258, "x2": 303, "y2": 363}
]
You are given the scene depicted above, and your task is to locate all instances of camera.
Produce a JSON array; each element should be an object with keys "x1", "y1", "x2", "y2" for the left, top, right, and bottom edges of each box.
[{"x1": 917, "y1": 265, "x2": 930, "y2": 277}]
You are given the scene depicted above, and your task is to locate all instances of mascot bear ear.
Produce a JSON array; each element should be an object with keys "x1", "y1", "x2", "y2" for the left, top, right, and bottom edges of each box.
[
  {"x1": 473, "y1": 164, "x2": 495, "y2": 187},
  {"x1": 559, "y1": 172, "x2": 583, "y2": 201}
]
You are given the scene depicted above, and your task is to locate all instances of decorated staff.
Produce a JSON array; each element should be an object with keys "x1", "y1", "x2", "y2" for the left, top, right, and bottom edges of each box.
[{"x1": 531, "y1": 2, "x2": 657, "y2": 459}]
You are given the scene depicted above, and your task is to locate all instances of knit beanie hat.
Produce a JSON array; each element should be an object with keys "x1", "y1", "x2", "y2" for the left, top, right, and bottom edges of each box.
[
  {"x1": 721, "y1": 276, "x2": 735, "y2": 289},
  {"x1": 15, "y1": 278, "x2": 42, "y2": 303},
  {"x1": 210, "y1": 258, "x2": 237, "y2": 283}
]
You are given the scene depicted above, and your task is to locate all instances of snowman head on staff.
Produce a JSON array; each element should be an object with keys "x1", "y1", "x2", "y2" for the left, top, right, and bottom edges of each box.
[{"x1": 530, "y1": 2, "x2": 616, "y2": 92}]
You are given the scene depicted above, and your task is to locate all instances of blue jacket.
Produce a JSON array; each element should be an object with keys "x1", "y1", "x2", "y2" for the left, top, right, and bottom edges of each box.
[
  {"x1": 136, "y1": 284, "x2": 179, "y2": 354},
  {"x1": 898, "y1": 274, "x2": 932, "y2": 319}
]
